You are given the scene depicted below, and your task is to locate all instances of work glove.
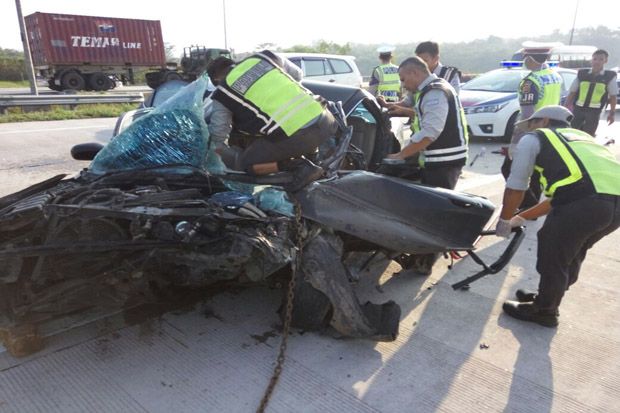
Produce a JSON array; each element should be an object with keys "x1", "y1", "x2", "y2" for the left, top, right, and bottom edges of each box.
[
  {"x1": 495, "y1": 218, "x2": 512, "y2": 238},
  {"x1": 509, "y1": 215, "x2": 526, "y2": 228}
]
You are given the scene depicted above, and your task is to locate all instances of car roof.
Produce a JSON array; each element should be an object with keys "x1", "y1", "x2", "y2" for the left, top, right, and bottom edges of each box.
[{"x1": 279, "y1": 52, "x2": 357, "y2": 60}]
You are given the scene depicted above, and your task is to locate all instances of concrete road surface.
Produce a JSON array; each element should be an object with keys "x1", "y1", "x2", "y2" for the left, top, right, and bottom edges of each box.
[{"x1": 0, "y1": 117, "x2": 619, "y2": 412}]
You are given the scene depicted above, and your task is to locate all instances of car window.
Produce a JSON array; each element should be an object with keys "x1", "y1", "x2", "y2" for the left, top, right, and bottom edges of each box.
[
  {"x1": 304, "y1": 58, "x2": 333, "y2": 76},
  {"x1": 462, "y1": 70, "x2": 526, "y2": 93},
  {"x1": 329, "y1": 58, "x2": 352, "y2": 74},
  {"x1": 288, "y1": 57, "x2": 302, "y2": 69}
]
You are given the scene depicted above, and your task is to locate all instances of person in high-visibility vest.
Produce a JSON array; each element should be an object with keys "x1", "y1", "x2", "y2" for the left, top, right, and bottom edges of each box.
[
  {"x1": 496, "y1": 105, "x2": 620, "y2": 327},
  {"x1": 565, "y1": 49, "x2": 617, "y2": 136},
  {"x1": 382, "y1": 56, "x2": 468, "y2": 276},
  {"x1": 501, "y1": 49, "x2": 563, "y2": 211},
  {"x1": 368, "y1": 45, "x2": 401, "y2": 103},
  {"x1": 207, "y1": 51, "x2": 338, "y2": 191}
]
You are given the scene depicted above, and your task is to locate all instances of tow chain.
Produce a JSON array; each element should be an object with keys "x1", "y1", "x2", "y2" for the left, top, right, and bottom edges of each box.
[{"x1": 256, "y1": 201, "x2": 303, "y2": 413}]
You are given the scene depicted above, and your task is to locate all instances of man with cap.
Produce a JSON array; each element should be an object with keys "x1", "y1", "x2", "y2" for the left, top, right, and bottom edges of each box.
[
  {"x1": 415, "y1": 41, "x2": 461, "y2": 94},
  {"x1": 368, "y1": 45, "x2": 401, "y2": 103},
  {"x1": 501, "y1": 48, "x2": 563, "y2": 210},
  {"x1": 565, "y1": 49, "x2": 617, "y2": 136},
  {"x1": 496, "y1": 105, "x2": 620, "y2": 327}
]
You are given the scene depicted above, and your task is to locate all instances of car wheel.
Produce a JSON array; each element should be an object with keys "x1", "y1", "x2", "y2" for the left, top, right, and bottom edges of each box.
[{"x1": 503, "y1": 112, "x2": 519, "y2": 143}]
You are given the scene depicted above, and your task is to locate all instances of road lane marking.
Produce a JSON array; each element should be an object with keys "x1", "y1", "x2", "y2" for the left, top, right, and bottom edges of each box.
[{"x1": 0, "y1": 125, "x2": 111, "y2": 135}]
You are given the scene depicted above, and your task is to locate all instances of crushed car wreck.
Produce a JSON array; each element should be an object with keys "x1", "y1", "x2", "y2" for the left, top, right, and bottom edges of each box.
[{"x1": 0, "y1": 74, "x2": 523, "y2": 357}]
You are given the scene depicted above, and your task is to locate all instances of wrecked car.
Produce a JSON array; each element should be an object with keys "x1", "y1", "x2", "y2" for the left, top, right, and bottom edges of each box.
[{"x1": 0, "y1": 74, "x2": 522, "y2": 357}]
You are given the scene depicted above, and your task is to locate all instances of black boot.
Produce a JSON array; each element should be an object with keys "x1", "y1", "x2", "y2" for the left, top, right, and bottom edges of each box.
[
  {"x1": 282, "y1": 158, "x2": 324, "y2": 192},
  {"x1": 502, "y1": 300, "x2": 559, "y2": 327},
  {"x1": 515, "y1": 289, "x2": 537, "y2": 302}
]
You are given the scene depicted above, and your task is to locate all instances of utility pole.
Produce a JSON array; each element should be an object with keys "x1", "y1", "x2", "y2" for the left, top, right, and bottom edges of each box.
[
  {"x1": 15, "y1": 0, "x2": 38, "y2": 95},
  {"x1": 569, "y1": 0, "x2": 580, "y2": 45},
  {"x1": 223, "y1": 0, "x2": 228, "y2": 50}
]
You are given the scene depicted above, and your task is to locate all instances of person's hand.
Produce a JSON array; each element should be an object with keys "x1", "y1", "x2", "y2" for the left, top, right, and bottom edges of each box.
[
  {"x1": 495, "y1": 218, "x2": 512, "y2": 238},
  {"x1": 376, "y1": 95, "x2": 387, "y2": 107},
  {"x1": 608, "y1": 111, "x2": 615, "y2": 126},
  {"x1": 386, "y1": 152, "x2": 403, "y2": 160},
  {"x1": 509, "y1": 215, "x2": 526, "y2": 228},
  {"x1": 387, "y1": 105, "x2": 407, "y2": 116}
]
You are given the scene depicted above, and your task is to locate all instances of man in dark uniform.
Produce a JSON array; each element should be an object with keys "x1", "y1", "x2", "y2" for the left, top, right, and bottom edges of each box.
[
  {"x1": 383, "y1": 56, "x2": 468, "y2": 274},
  {"x1": 496, "y1": 105, "x2": 620, "y2": 327},
  {"x1": 501, "y1": 49, "x2": 563, "y2": 210},
  {"x1": 207, "y1": 51, "x2": 338, "y2": 191},
  {"x1": 565, "y1": 49, "x2": 617, "y2": 136}
]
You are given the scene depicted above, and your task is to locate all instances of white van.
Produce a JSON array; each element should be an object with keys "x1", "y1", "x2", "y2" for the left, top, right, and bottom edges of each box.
[
  {"x1": 511, "y1": 42, "x2": 597, "y2": 69},
  {"x1": 278, "y1": 52, "x2": 363, "y2": 88}
]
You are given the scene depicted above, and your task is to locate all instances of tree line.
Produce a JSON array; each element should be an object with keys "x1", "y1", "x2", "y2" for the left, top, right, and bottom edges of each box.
[{"x1": 2, "y1": 26, "x2": 619, "y2": 82}]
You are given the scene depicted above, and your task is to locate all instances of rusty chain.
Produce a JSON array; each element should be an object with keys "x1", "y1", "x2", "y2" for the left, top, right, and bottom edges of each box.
[{"x1": 256, "y1": 201, "x2": 303, "y2": 413}]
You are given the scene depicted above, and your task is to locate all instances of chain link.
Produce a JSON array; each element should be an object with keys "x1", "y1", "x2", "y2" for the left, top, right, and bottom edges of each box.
[{"x1": 256, "y1": 201, "x2": 303, "y2": 413}]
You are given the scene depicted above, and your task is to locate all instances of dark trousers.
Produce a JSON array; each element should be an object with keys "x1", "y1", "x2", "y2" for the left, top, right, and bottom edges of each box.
[
  {"x1": 420, "y1": 164, "x2": 463, "y2": 190},
  {"x1": 571, "y1": 106, "x2": 602, "y2": 136},
  {"x1": 239, "y1": 110, "x2": 337, "y2": 170},
  {"x1": 501, "y1": 155, "x2": 542, "y2": 210},
  {"x1": 535, "y1": 195, "x2": 620, "y2": 310}
]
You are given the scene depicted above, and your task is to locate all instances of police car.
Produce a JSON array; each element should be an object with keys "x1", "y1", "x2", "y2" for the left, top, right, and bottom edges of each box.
[{"x1": 460, "y1": 62, "x2": 576, "y2": 141}]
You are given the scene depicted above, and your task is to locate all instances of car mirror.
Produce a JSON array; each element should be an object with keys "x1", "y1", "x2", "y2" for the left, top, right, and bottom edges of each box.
[{"x1": 70, "y1": 142, "x2": 104, "y2": 161}]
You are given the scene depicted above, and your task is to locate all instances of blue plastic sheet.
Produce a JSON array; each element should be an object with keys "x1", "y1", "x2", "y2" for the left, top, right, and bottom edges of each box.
[{"x1": 89, "y1": 74, "x2": 293, "y2": 216}]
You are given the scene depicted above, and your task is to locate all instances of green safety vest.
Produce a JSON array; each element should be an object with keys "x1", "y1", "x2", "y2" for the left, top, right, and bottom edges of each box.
[
  {"x1": 575, "y1": 69, "x2": 616, "y2": 110},
  {"x1": 222, "y1": 54, "x2": 323, "y2": 137},
  {"x1": 521, "y1": 68, "x2": 562, "y2": 110},
  {"x1": 534, "y1": 128, "x2": 620, "y2": 200},
  {"x1": 375, "y1": 63, "x2": 401, "y2": 102}
]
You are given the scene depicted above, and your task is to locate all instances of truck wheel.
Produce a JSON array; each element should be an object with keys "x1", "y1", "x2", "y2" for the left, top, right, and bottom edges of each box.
[
  {"x1": 89, "y1": 72, "x2": 110, "y2": 91},
  {"x1": 164, "y1": 71, "x2": 182, "y2": 82},
  {"x1": 47, "y1": 79, "x2": 62, "y2": 91},
  {"x1": 61, "y1": 71, "x2": 85, "y2": 91}
]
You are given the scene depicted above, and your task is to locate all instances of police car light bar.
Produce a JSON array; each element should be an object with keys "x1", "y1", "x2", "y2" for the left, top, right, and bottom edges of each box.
[{"x1": 500, "y1": 60, "x2": 560, "y2": 68}]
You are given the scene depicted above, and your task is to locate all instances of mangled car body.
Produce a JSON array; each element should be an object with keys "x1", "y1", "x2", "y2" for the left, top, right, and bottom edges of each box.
[{"x1": 0, "y1": 75, "x2": 520, "y2": 357}]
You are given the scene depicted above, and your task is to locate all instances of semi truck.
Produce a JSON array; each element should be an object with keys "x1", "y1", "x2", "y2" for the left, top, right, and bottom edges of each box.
[{"x1": 24, "y1": 12, "x2": 230, "y2": 91}]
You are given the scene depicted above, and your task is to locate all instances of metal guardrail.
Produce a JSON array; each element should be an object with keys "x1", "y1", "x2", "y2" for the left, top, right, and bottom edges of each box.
[{"x1": 0, "y1": 93, "x2": 144, "y2": 114}]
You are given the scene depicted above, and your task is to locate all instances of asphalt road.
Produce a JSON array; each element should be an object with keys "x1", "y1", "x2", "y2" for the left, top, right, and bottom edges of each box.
[{"x1": 0, "y1": 116, "x2": 619, "y2": 412}]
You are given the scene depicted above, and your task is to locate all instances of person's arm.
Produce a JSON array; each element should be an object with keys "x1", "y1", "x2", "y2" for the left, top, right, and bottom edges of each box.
[
  {"x1": 387, "y1": 89, "x2": 448, "y2": 159},
  {"x1": 518, "y1": 198, "x2": 552, "y2": 220},
  {"x1": 207, "y1": 99, "x2": 233, "y2": 149},
  {"x1": 282, "y1": 57, "x2": 303, "y2": 81},
  {"x1": 565, "y1": 77, "x2": 579, "y2": 111},
  {"x1": 608, "y1": 95, "x2": 617, "y2": 125},
  {"x1": 368, "y1": 67, "x2": 380, "y2": 97}
]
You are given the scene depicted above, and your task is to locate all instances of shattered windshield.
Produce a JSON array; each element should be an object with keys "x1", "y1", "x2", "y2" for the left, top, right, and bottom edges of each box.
[{"x1": 90, "y1": 74, "x2": 224, "y2": 174}]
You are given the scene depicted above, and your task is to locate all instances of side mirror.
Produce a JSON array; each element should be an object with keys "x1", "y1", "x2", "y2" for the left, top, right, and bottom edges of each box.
[{"x1": 71, "y1": 142, "x2": 104, "y2": 161}]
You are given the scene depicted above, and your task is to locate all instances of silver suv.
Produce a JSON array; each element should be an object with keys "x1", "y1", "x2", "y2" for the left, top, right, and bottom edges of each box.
[{"x1": 279, "y1": 52, "x2": 363, "y2": 88}]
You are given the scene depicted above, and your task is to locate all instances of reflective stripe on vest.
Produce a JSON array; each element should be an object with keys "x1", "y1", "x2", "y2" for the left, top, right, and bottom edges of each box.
[
  {"x1": 521, "y1": 68, "x2": 562, "y2": 110},
  {"x1": 534, "y1": 128, "x2": 620, "y2": 197},
  {"x1": 223, "y1": 53, "x2": 323, "y2": 136},
  {"x1": 376, "y1": 64, "x2": 401, "y2": 102},
  {"x1": 575, "y1": 70, "x2": 615, "y2": 109},
  {"x1": 415, "y1": 79, "x2": 468, "y2": 167}
]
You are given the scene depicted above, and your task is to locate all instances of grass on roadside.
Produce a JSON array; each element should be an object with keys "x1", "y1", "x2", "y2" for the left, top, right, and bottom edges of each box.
[
  {"x1": 0, "y1": 80, "x2": 30, "y2": 88},
  {"x1": 0, "y1": 103, "x2": 140, "y2": 123}
]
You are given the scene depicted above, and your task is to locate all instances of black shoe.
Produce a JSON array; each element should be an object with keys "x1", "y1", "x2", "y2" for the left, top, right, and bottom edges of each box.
[
  {"x1": 515, "y1": 289, "x2": 537, "y2": 302},
  {"x1": 283, "y1": 159, "x2": 324, "y2": 192},
  {"x1": 502, "y1": 300, "x2": 559, "y2": 327}
]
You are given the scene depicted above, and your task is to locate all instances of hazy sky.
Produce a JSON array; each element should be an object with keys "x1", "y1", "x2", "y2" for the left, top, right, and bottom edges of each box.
[{"x1": 3, "y1": 0, "x2": 619, "y2": 55}]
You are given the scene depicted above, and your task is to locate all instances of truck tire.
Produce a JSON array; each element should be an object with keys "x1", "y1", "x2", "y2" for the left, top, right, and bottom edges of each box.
[
  {"x1": 61, "y1": 71, "x2": 85, "y2": 91},
  {"x1": 47, "y1": 79, "x2": 62, "y2": 91},
  {"x1": 164, "y1": 71, "x2": 182, "y2": 82},
  {"x1": 89, "y1": 72, "x2": 111, "y2": 91}
]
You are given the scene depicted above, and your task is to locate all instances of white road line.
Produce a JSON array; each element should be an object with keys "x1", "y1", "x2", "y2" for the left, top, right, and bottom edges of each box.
[
  {"x1": 0, "y1": 125, "x2": 109, "y2": 135},
  {"x1": 456, "y1": 173, "x2": 504, "y2": 191}
]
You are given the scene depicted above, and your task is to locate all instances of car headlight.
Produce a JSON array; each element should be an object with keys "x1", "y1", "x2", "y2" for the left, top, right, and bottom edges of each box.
[{"x1": 464, "y1": 101, "x2": 509, "y2": 114}]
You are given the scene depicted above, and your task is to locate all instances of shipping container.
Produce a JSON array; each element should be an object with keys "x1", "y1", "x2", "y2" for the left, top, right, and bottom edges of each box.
[{"x1": 25, "y1": 12, "x2": 169, "y2": 91}]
